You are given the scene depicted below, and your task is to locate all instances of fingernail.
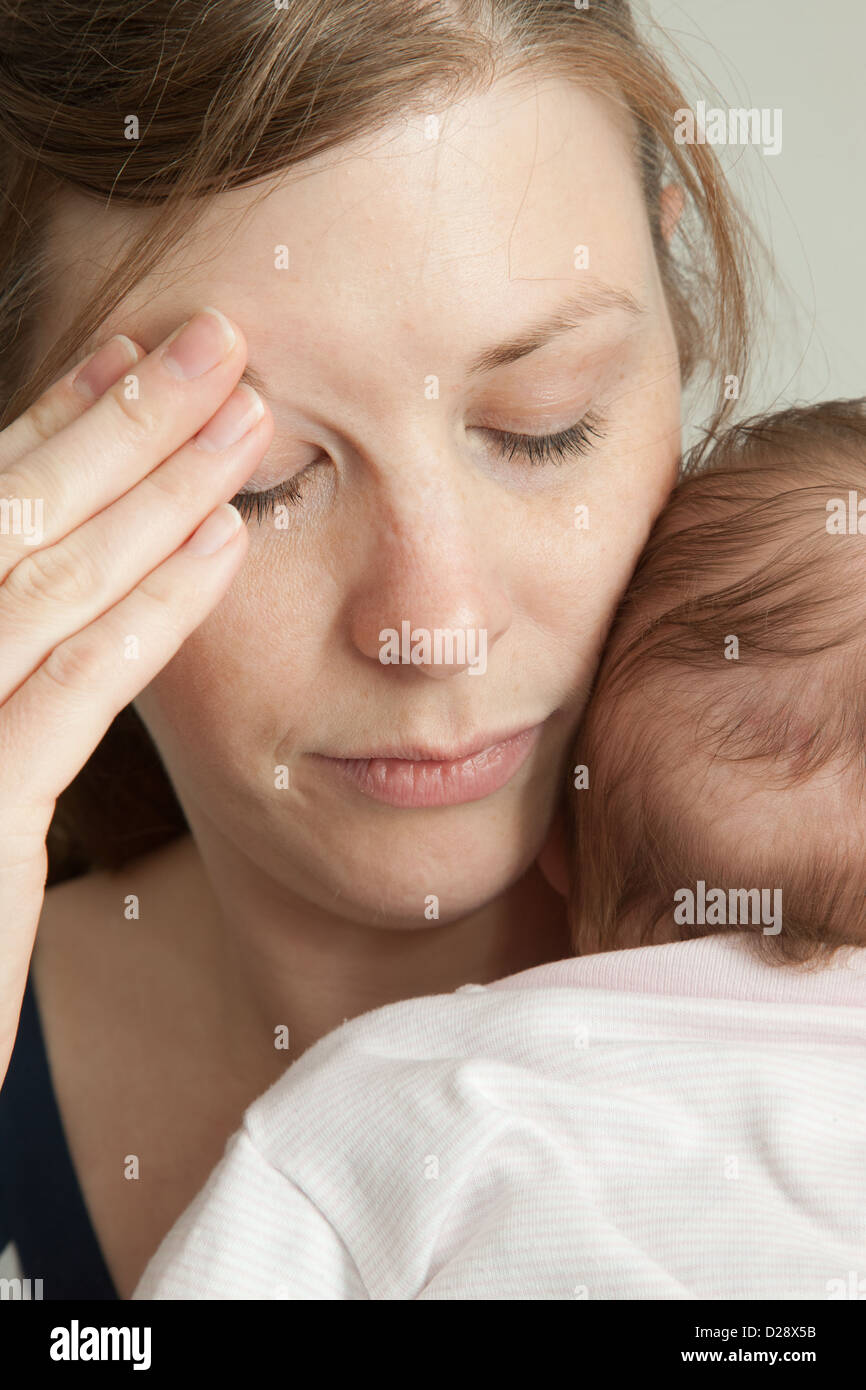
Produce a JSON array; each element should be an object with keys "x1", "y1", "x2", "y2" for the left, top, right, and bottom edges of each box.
[
  {"x1": 162, "y1": 307, "x2": 237, "y2": 380},
  {"x1": 183, "y1": 502, "x2": 243, "y2": 555},
  {"x1": 194, "y1": 384, "x2": 265, "y2": 452},
  {"x1": 72, "y1": 335, "x2": 140, "y2": 400}
]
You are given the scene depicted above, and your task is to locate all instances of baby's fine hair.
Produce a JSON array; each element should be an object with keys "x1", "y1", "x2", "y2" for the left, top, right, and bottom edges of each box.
[{"x1": 568, "y1": 398, "x2": 866, "y2": 966}]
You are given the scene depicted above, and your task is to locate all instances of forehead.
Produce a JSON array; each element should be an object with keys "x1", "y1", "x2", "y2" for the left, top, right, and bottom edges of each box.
[{"x1": 45, "y1": 75, "x2": 653, "y2": 373}]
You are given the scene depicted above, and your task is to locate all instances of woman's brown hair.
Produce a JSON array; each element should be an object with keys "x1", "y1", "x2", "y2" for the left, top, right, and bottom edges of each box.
[{"x1": 0, "y1": 0, "x2": 752, "y2": 882}]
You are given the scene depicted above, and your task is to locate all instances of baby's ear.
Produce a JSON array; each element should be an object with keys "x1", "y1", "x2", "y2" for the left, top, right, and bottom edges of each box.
[{"x1": 536, "y1": 805, "x2": 569, "y2": 898}]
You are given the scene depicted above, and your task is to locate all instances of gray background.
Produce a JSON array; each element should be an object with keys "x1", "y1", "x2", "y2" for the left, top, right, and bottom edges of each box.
[{"x1": 648, "y1": 0, "x2": 864, "y2": 439}]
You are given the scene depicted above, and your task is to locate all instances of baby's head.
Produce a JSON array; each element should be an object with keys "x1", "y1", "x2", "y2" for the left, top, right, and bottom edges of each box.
[{"x1": 568, "y1": 398, "x2": 866, "y2": 965}]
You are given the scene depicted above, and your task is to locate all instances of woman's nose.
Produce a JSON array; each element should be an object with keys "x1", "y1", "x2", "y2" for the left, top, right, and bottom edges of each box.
[{"x1": 347, "y1": 514, "x2": 512, "y2": 680}]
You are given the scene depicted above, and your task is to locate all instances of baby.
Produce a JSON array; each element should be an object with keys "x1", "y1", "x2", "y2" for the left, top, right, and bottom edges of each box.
[
  {"x1": 132, "y1": 399, "x2": 866, "y2": 1301},
  {"x1": 566, "y1": 395, "x2": 866, "y2": 966}
]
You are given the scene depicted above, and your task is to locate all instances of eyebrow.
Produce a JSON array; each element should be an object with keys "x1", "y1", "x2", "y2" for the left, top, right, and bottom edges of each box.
[
  {"x1": 240, "y1": 364, "x2": 269, "y2": 395},
  {"x1": 466, "y1": 281, "x2": 644, "y2": 376},
  {"x1": 238, "y1": 280, "x2": 643, "y2": 397}
]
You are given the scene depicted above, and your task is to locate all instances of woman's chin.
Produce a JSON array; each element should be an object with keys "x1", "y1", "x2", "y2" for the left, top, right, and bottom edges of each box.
[{"x1": 287, "y1": 822, "x2": 549, "y2": 929}]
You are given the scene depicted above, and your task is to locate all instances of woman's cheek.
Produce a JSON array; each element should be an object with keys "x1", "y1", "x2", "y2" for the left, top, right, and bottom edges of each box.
[
  {"x1": 135, "y1": 562, "x2": 308, "y2": 764},
  {"x1": 514, "y1": 417, "x2": 677, "y2": 672}
]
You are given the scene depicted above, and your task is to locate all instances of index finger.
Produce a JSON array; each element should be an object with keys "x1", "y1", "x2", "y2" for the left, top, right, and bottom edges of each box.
[
  {"x1": 0, "y1": 307, "x2": 250, "y2": 572},
  {"x1": 0, "y1": 334, "x2": 145, "y2": 472}
]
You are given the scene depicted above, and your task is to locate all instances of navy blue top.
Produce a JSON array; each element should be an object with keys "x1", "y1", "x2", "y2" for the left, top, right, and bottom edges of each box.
[{"x1": 0, "y1": 973, "x2": 118, "y2": 1299}]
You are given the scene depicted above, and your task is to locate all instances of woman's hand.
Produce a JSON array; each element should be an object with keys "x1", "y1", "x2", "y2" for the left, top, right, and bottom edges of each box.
[{"x1": 0, "y1": 307, "x2": 273, "y2": 1085}]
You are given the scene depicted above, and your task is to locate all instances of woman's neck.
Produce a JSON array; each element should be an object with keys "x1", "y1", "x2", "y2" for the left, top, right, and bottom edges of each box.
[{"x1": 151, "y1": 829, "x2": 571, "y2": 1082}]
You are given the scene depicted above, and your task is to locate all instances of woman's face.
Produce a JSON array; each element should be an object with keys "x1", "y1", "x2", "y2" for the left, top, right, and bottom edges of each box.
[{"x1": 41, "y1": 76, "x2": 681, "y2": 926}]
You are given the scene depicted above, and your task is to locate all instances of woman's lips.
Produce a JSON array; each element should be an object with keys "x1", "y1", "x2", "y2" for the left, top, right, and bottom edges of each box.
[{"x1": 310, "y1": 724, "x2": 544, "y2": 808}]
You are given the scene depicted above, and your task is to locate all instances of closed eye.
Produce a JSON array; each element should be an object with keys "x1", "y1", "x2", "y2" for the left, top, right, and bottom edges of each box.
[
  {"x1": 231, "y1": 410, "x2": 606, "y2": 522},
  {"x1": 484, "y1": 410, "x2": 606, "y2": 466},
  {"x1": 231, "y1": 473, "x2": 306, "y2": 522}
]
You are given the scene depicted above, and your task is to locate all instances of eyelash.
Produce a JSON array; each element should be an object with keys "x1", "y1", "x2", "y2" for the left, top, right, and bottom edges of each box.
[
  {"x1": 487, "y1": 410, "x2": 605, "y2": 467},
  {"x1": 230, "y1": 410, "x2": 606, "y2": 522},
  {"x1": 231, "y1": 477, "x2": 305, "y2": 523}
]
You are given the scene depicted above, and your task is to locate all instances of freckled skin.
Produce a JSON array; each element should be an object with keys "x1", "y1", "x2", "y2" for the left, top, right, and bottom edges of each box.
[{"x1": 38, "y1": 74, "x2": 681, "y2": 998}]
